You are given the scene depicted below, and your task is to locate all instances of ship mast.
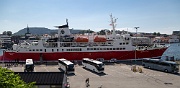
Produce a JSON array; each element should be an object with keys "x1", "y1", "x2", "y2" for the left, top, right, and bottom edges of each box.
[{"x1": 110, "y1": 14, "x2": 118, "y2": 39}]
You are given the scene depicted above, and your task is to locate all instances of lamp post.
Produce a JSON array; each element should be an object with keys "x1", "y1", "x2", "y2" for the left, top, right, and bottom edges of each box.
[{"x1": 134, "y1": 27, "x2": 139, "y2": 66}]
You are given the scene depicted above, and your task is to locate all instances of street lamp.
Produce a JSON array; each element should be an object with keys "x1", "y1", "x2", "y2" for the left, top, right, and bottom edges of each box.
[{"x1": 134, "y1": 27, "x2": 139, "y2": 66}]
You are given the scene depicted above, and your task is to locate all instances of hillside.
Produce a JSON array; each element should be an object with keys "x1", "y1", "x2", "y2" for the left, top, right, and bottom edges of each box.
[
  {"x1": 13, "y1": 27, "x2": 83, "y2": 35},
  {"x1": 13, "y1": 27, "x2": 55, "y2": 35}
]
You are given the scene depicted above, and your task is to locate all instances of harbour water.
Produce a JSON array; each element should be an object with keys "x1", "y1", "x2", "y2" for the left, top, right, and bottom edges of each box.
[
  {"x1": 0, "y1": 49, "x2": 4, "y2": 56},
  {"x1": 0, "y1": 43, "x2": 180, "y2": 60}
]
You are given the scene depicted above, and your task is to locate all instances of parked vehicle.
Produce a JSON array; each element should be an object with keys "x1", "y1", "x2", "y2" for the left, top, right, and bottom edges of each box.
[
  {"x1": 24, "y1": 59, "x2": 34, "y2": 72},
  {"x1": 142, "y1": 58, "x2": 179, "y2": 73},
  {"x1": 58, "y1": 58, "x2": 75, "y2": 74},
  {"x1": 82, "y1": 58, "x2": 105, "y2": 73}
]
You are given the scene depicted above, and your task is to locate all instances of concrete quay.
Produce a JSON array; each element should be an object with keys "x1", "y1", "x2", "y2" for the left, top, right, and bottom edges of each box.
[{"x1": 1, "y1": 63, "x2": 180, "y2": 88}]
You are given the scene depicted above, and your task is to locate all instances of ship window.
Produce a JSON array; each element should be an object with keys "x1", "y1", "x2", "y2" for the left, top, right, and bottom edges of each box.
[
  {"x1": 107, "y1": 48, "x2": 109, "y2": 50},
  {"x1": 123, "y1": 48, "x2": 125, "y2": 50},
  {"x1": 120, "y1": 48, "x2": 122, "y2": 50},
  {"x1": 91, "y1": 48, "x2": 93, "y2": 50},
  {"x1": 87, "y1": 48, "x2": 89, "y2": 50},
  {"x1": 40, "y1": 49, "x2": 42, "y2": 51},
  {"x1": 123, "y1": 43, "x2": 125, "y2": 45},
  {"x1": 36, "y1": 49, "x2": 39, "y2": 51},
  {"x1": 110, "y1": 48, "x2": 112, "y2": 50},
  {"x1": 94, "y1": 48, "x2": 96, "y2": 50},
  {"x1": 119, "y1": 43, "x2": 122, "y2": 45},
  {"x1": 100, "y1": 48, "x2": 102, "y2": 50},
  {"x1": 45, "y1": 49, "x2": 46, "y2": 52},
  {"x1": 97, "y1": 48, "x2": 99, "y2": 50},
  {"x1": 104, "y1": 48, "x2": 106, "y2": 50},
  {"x1": 52, "y1": 49, "x2": 54, "y2": 52},
  {"x1": 80, "y1": 48, "x2": 82, "y2": 51},
  {"x1": 57, "y1": 49, "x2": 59, "y2": 51},
  {"x1": 117, "y1": 48, "x2": 119, "y2": 50},
  {"x1": 33, "y1": 49, "x2": 35, "y2": 51},
  {"x1": 126, "y1": 42, "x2": 129, "y2": 45},
  {"x1": 62, "y1": 49, "x2": 64, "y2": 51},
  {"x1": 113, "y1": 48, "x2": 115, "y2": 50},
  {"x1": 29, "y1": 49, "x2": 31, "y2": 51}
]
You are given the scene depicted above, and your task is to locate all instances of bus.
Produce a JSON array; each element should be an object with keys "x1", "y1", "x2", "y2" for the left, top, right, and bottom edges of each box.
[
  {"x1": 58, "y1": 58, "x2": 75, "y2": 74},
  {"x1": 142, "y1": 58, "x2": 179, "y2": 73},
  {"x1": 82, "y1": 58, "x2": 105, "y2": 73},
  {"x1": 24, "y1": 59, "x2": 34, "y2": 72}
]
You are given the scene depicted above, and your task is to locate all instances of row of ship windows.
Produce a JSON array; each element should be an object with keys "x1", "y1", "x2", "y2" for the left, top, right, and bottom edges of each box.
[
  {"x1": 67, "y1": 49, "x2": 82, "y2": 51},
  {"x1": 29, "y1": 49, "x2": 81, "y2": 52},
  {"x1": 28, "y1": 47, "x2": 126, "y2": 52},
  {"x1": 29, "y1": 49, "x2": 43, "y2": 51},
  {"x1": 87, "y1": 47, "x2": 126, "y2": 50},
  {"x1": 120, "y1": 42, "x2": 129, "y2": 45},
  {"x1": 29, "y1": 49, "x2": 59, "y2": 52}
]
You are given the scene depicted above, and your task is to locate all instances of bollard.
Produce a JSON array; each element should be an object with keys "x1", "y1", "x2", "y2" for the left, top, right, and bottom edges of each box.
[
  {"x1": 131, "y1": 65, "x2": 137, "y2": 72},
  {"x1": 138, "y1": 67, "x2": 143, "y2": 73}
]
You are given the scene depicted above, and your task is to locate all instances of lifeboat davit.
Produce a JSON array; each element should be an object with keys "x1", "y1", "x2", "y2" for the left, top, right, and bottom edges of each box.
[
  {"x1": 94, "y1": 36, "x2": 106, "y2": 42},
  {"x1": 75, "y1": 36, "x2": 89, "y2": 42}
]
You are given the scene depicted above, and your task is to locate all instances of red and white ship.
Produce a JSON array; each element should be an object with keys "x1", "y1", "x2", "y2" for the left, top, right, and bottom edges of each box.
[{"x1": 1, "y1": 15, "x2": 168, "y2": 62}]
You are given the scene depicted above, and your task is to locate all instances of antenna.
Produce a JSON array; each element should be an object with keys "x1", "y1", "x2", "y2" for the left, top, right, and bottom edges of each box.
[
  {"x1": 66, "y1": 19, "x2": 68, "y2": 26},
  {"x1": 27, "y1": 24, "x2": 30, "y2": 33},
  {"x1": 127, "y1": 28, "x2": 128, "y2": 34}
]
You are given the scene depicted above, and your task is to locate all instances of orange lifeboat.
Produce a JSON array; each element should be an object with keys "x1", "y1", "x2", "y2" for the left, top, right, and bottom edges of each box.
[
  {"x1": 75, "y1": 36, "x2": 89, "y2": 42},
  {"x1": 94, "y1": 36, "x2": 106, "y2": 42}
]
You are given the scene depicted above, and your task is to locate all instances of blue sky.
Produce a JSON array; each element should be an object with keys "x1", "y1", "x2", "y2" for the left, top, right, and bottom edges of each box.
[{"x1": 0, "y1": 0, "x2": 180, "y2": 34}]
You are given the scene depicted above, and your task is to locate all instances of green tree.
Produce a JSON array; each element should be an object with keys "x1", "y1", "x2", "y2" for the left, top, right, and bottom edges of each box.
[
  {"x1": 157, "y1": 32, "x2": 161, "y2": 36},
  {"x1": 163, "y1": 34, "x2": 168, "y2": 37},
  {"x1": 153, "y1": 32, "x2": 156, "y2": 35},
  {"x1": 6, "y1": 31, "x2": 12, "y2": 36},
  {"x1": 2, "y1": 31, "x2": 7, "y2": 35},
  {"x1": 97, "y1": 29, "x2": 111, "y2": 35},
  {"x1": 98, "y1": 30, "x2": 106, "y2": 35},
  {"x1": 79, "y1": 29, "x2": 94, "y2": 34},
  {"x1": 0, "y1": 67, "x2": 35, "y2": 88}
]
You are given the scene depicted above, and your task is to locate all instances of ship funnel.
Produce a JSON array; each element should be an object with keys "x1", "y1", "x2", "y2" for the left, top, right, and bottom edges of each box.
[{"x1": 55, "y1": 19, "x2": 71, "y2": 38}]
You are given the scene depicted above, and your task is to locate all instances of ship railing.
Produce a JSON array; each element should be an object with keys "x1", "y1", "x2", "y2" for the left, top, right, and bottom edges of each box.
[
  {"x1": 136, "y1": 45, "x2": 165, "y2": 50},
  {"x1": 44, "y1": 45, "x2": 58, "y2": 48},
  {"x1": 43, "y1": 42, "x2": 58, "y2": 48},
  {"x1": 50, "y1": 42, "x2": 115, "y2": 47}
]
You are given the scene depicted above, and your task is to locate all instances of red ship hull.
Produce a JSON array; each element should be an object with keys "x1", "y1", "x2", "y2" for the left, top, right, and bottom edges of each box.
[{"x1": 1, "y1": 47, "x2": 167, "y2": 61}]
